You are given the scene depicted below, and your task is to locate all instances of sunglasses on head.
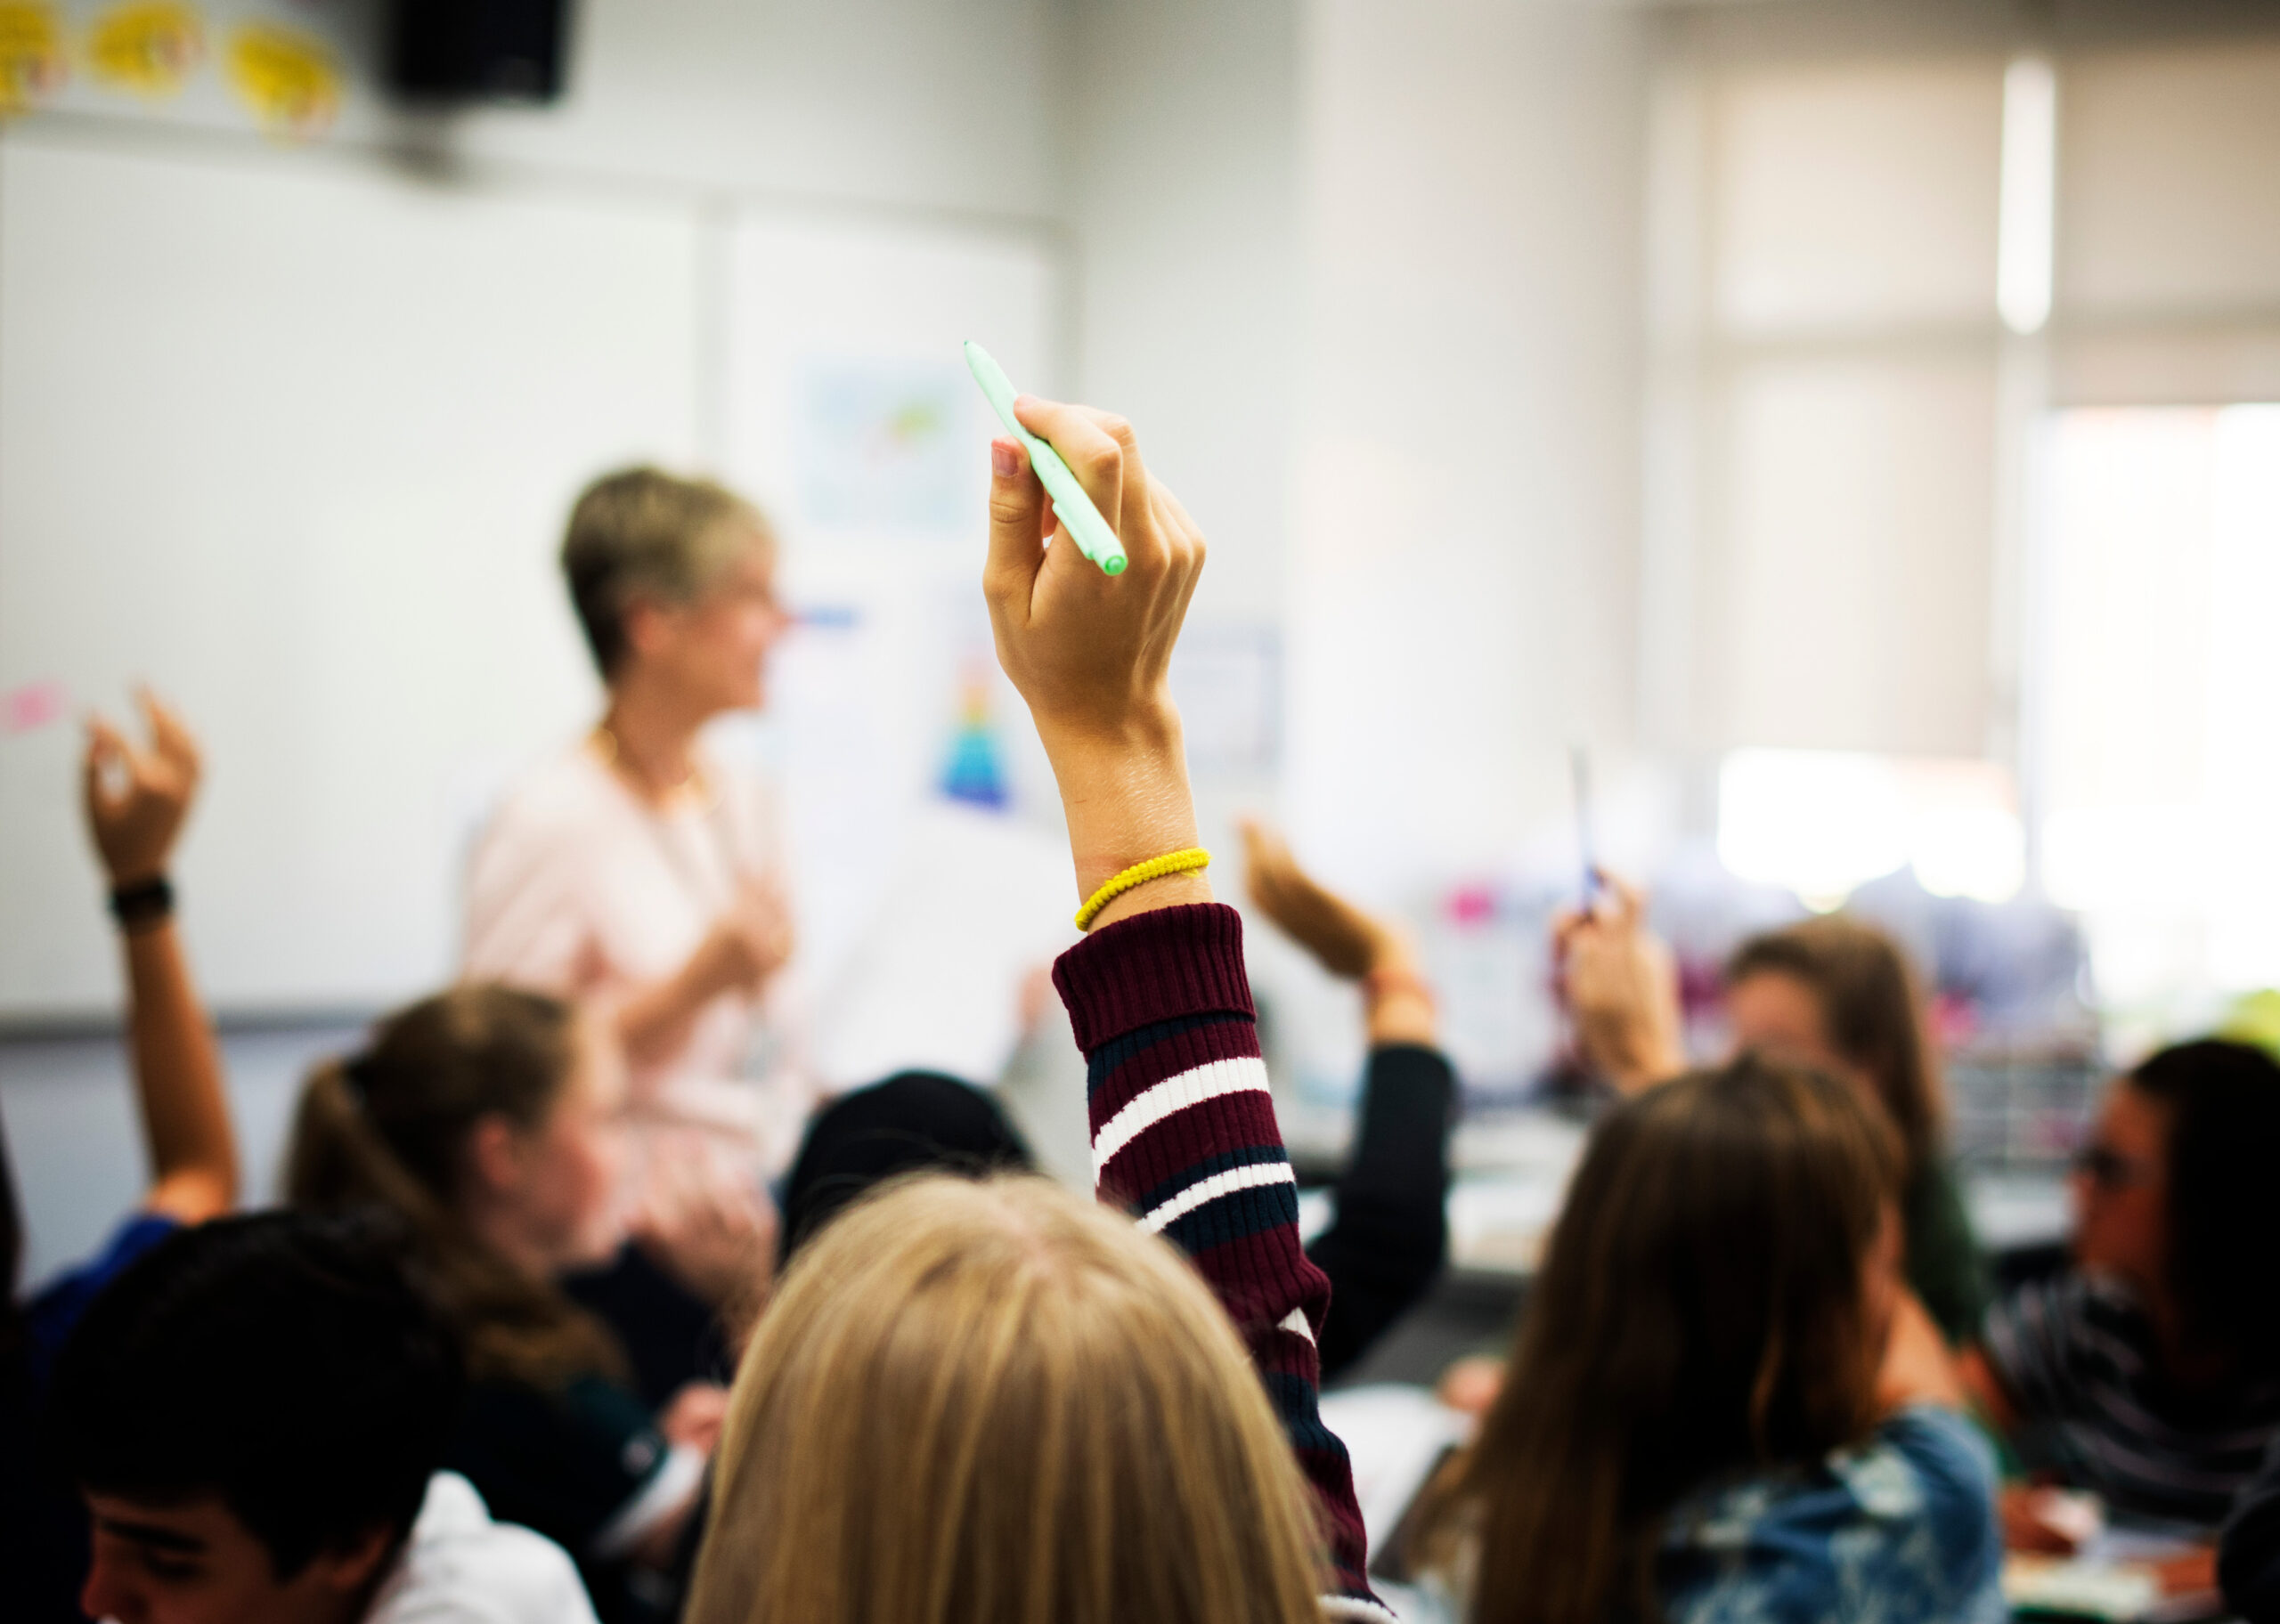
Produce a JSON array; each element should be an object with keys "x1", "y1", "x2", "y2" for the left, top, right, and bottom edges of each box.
[{"x1": 2072, "y1": 1143, "x2": 2155, "y2": 1190}]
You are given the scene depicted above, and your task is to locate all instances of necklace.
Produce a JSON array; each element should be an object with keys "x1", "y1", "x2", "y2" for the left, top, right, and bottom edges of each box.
[
  {"x1": 590, "y1": 721, "x2": 719, "y2": 814},
  {"x1": 588, "y1": 723, "x2": 739, "y2": 914}
]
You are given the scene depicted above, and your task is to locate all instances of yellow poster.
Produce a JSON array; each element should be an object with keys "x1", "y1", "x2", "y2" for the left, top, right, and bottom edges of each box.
[
  {"x1": 87, "y1": 1, "x2": 203, "y2": 99},
  {"x1": 0, "y1": 1, "x2": 67, "y2": 115},
  {"x1": 226, "y1": 20, "x2": 337, "y2": 141}
]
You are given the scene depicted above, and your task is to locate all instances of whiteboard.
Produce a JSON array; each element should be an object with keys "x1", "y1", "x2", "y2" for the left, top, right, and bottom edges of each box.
[
  {"x1": 716, "y1": 212, "x2": 1071, "y2": 1013},
  {"x1": 0, "y1": 135, "x2": 700, "y2": 1017}
]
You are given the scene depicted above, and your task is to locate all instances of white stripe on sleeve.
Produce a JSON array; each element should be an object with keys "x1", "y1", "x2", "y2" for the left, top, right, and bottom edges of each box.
[
  {"x1": 1137, "y1": 1160, "x2": 1296, "y2": 1236},
  {"x1": 1093, "y1": 1055, "x2": 1273, "y2": 1181}
]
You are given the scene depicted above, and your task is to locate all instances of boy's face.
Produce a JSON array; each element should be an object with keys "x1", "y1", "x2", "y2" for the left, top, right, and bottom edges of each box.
[{"x1": 80, "y1": 1492, "x2": 390, "y2": 1624}]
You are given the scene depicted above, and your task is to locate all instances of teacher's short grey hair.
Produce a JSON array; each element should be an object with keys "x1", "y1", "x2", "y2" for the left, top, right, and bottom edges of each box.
[{"x1": 560, "y1": 467, "x2": 773, "y2": 678}]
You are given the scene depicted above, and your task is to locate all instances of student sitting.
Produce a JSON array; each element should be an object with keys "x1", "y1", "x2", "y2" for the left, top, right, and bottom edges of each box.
[
  {"x1": 45, "y1": 1211, "x2": 596, "y2": 1624},
  {"x1": 2, "y1": 692, "x2": 240, "y2": 1619},
  {"x1": 684, "y1": 394, "x2": 1384, "y2": 1622},
  {"x1": 285, "y1": 987, "x2": 746, "y2": 1622},
  {"x1": 1963, "y1": 1038, "x2": 2280, "y2": 1536},
  {"x1": 1406, "y1": 1056, "x2": 2004, "y2": 1624},
  {"x1": 1560, "y1": 889, "x2": 1990, "y2": 1343}
]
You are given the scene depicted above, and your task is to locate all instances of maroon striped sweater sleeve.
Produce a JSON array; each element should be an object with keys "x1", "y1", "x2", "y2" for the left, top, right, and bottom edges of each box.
[{"x1": 1053, "y1": 902, "x2": 1378, "y2": 1604}]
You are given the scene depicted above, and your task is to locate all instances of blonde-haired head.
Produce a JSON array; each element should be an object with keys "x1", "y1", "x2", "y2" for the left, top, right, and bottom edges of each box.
[
  {"x1": 686, "y1": 1173, "x2": 1324, "y2": 1624},
  {"x1": 560, "y1": 466, "x2": 774, "y2": 678}
]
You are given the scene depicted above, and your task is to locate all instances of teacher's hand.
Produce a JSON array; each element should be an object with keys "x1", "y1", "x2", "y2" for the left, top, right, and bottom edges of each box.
[{"x1": 695, "y1": 876, "x2": 794, "y2": 996}]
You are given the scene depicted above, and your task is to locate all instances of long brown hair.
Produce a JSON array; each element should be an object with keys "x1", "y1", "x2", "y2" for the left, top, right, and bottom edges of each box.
[
  {"x1": 1728, "y1": 914, "x2": 1944, "y2": 1179},
  {"x1": 284, "y1": 985, "x2": 625, "y2": 1390},
  {"x1": 1418, "y1": 1055, "x2": 1899, "y2": 1624},
  {"x1": 686, "y1": 1174, "x2": 1323, "y2": 1624}
]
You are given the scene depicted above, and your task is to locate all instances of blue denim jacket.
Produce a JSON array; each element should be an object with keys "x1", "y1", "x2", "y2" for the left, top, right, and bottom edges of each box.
[
  {"x1": 1656, "y1": 1405, "x2": 2007, "y2": 1624},
  {"x1": 1391, "y1": 1405, "x2": 2005, "y2": 1624}
]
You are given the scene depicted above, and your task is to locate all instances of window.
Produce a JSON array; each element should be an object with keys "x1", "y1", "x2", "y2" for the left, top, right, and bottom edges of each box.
[{"x1": 2036, "y1": 404, "x2": 2280, "y2": 1028}]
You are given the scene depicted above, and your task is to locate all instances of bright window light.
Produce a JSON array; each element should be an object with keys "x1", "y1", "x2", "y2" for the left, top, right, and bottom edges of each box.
[
  {"x1": 1998, "y1": 55, "x2": 2056, "y2": 336},
  {"x1": 1720, "y1": 749, "x2": 2023, "y2": 909},
  {"x1": 2040, "y1": 404, "x2": 2280, "y2": 1011},
  {"x1": 1720, "y1": 751, "x2": 1907, "y2": 908}
]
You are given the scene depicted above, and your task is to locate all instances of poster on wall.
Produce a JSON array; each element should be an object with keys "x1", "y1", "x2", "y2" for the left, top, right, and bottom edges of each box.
[
  {"x1": 5, "y1": 0, "x2": 352, "y2": 140},
  {"x1": 793, "y1": 358, "x2": 973, "y2": 537}
]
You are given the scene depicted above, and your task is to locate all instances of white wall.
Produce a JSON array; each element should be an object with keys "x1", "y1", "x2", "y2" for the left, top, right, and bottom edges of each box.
[
  {"x1": 410, "y1": 0, "x2": 1064, "y2": 220},
  {"x1": 1046, "y1": 0, "x2": 1657, "y2": 903},
  {"x1": 1055, "y1": 0, "x2": 1303, "y2": 626},
  {"x1": 1286, "y1": 0, "x2": 1650, "y2": 889}
]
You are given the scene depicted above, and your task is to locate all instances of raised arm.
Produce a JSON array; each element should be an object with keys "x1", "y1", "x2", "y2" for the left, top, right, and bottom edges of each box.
[
  {"x1": 82, "y1": 692, "x2": 235, "y2": 1223},
  {"x1": 982, "y1": 400, "x2": 1378, "y2": 1605},
  {"x1": 1242, "y1": 818, "x2": 1454, "y2": 1378},
  {"x1": 1554, "y1": 873, "x2": 1687, "y2": 1094}
]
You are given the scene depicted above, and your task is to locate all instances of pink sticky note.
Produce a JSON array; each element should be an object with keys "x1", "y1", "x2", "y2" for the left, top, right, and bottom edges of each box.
[{"x1": 0, "y1": 680, "x2": 69, "y2": 735}]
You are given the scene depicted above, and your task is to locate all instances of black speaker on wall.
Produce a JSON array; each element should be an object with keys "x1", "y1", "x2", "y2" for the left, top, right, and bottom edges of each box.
[{"x1": 390, "y1": 0, "x2": 571, "y2": 102}]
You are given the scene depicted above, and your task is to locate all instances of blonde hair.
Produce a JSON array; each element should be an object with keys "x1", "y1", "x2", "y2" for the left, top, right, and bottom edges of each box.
[
  {"x1": 561, "y1": 466, "x2": 774, "y2": 677},
  {"x1": 685, "y1": 1175, "x2": 1323, "y2": 1624}
]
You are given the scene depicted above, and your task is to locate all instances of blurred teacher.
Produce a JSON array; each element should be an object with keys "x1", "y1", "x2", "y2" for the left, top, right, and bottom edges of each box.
[{"x1": 463, "y1": 468, "x2": 802, "y2": 1184}]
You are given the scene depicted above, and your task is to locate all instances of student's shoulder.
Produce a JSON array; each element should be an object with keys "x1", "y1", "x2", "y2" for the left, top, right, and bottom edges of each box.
[
  {"x1": 23, "y1": 1211, "x2": 183, "y2": 1384},
  {"x1": 369, "y1": 1472, "x2": 599, "y2": 1624},
  {"x1": 1797, "y1": 1411, "x2": 2007, "y2": 1623},
  {"x1": 1869, "y1": 1405, "x2": 2000, "y2": 1519},
  {"x1": 1988, "y1": 1269, "x2": 2140, "y2": 1368}
]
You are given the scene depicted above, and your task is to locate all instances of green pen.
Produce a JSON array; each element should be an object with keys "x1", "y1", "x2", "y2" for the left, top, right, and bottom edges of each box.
[{"x1": 964, "y1": 340, "x2": 1128, "y2": 576}]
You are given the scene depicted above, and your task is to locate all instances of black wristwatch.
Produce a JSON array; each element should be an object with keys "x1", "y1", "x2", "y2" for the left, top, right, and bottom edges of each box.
[{"x1": 109, "y1": 875, "x2": 175, "y2": 932}]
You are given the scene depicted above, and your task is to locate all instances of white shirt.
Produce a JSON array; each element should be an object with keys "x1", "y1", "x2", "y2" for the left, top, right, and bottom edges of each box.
[
  {"x1": 463, "y1": 739, "x2": 814, "y2": 1179},
  {"x1": 365, "y1": 1473, "x2": 598, "y2": 1624},
  {"x1": 464, "y1": 741, "x2": 780, "y2": 1092}
]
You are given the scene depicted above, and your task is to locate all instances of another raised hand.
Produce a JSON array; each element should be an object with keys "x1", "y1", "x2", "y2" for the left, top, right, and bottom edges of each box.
[
  {"x1": 80, "y1": 690, "x2": 236, "y2": 1224},
  {"x1": 983, "y1": 398, "x2": 1209, "y2": 927},
  {"x1": 1552, "y1": 873, "x2": 1687, "y2": 1094},
  {"x1": 1242, "y1": 816, "x2": 1435, "y2": 1047},
  {"x1": 83, "y1": 687, "x2": 202, "y2": 888}
]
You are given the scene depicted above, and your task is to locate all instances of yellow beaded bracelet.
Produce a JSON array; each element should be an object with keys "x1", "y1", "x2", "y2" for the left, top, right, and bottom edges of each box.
[{"x1": 1073, "y1": 848, "x2": 1212, "y2": 930}]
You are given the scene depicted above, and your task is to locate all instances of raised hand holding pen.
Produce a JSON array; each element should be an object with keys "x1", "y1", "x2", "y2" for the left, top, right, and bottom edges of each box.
[
  {"x1": 1552, "y1": 871, "x2": 1687, "y2": 1095},
  {"x1": 982, "y1": 395, "x2": 1209, "y2": 929}
]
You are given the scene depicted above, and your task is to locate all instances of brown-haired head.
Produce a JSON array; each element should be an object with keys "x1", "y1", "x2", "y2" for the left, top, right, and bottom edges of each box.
[
  {"x1": 1421, "y1": 1054, "x2": 1900, "y2": 1624},
  {"x1": 562, "y1": 467, "x2": 774, "y2": 679},
  {"x1": 284, "y1": 984, "x2": 626, "y2": 1389},
  {"x1": 687, "y1": 1174, "x2": 1323, "y2": 1624},
  {"x1": 1726, "y1": 914, "x2": 1943, "y2": 1177}
]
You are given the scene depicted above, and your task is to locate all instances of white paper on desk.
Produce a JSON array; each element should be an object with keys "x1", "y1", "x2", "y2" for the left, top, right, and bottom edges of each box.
[
  {"x1": 1317, "y1": 1384, "x2": 1475, "y2": 1557},
  {"x1": 2002, "y1": 1521, "x2": 2226, "y2": 1624},
  {"x1": 807, "y1": 801, "x2": 1078, "y2": 1091}
]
